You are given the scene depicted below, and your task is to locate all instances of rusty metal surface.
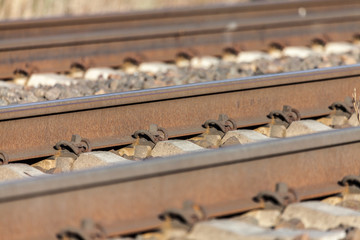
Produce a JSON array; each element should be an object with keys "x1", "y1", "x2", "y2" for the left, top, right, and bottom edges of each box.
[
  {"x1": 1, "y1": 127, "x2": 360, "y2": 239},
  {"x1": 0, "y1": 0, "x2": 359, "y2": 77},
  {"x1": 0, "y1": 0, "x2": 357, "y2": 39},
  {"x1": 1, "y1": 65, "x2": 360, "y2": 162}
]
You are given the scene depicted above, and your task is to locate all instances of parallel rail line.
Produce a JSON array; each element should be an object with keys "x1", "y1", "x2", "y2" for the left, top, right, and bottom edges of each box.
[
  {"x1": 0, "y1": 0, "x2": 360, "y2": 78},
  {"x1": 1, "y1": 126, "x2": 359, "y2": 239},
  {"x1": 2, "y1": 65, "x2": 360, "y2": 162},
  {"x1": 2, "y1": 1, "x2": 360, "y2": 239}
]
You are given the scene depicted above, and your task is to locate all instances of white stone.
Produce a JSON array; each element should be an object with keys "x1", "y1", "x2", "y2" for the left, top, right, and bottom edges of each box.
[
  {"x1": 188, "y1": 220, "x2": 269, "y2": 240},
  {"x1": 27, "y1": 73, "x2": 77, "y2": 87},
  {"x1": 348, "y1": 113, "x2": 360, "y2": 127},
  {"x1": 221, "y1": 130, "x2": 271, "y2": 145},
  {"x1": 286, "y1": 120, "x2": 332, "y2": 137},
  {"x1": 134, "y1": 145, "x2": 152, "y2": 159},
  {"x1": 343, "y1": 194, "x2": 360, "y2": 202},
  {"x1": 236, "y1": 51, "x2": 272, "y2": 63},
  {"x1": 269, "y1": 124, "x2": 286, "y2": 138},
  {"x1": 282, "y1": 201, "x2": 360, "y2": 230},
  {"x1": 13, "y1": 77, "x2": 28, "y2": 86},
  {"x1": 176, "y1": 58, "x2": 191, "y2": 68},
  {"x1": 31, "y1": 159, "x2": 56, "y2": 171},
  {"x1": 283, "y1": 46, "x2": 315, "y2": 59},
  {"x1": 239, "y1": 209, "x2": 280, "y2": 228},
  {"x1": 0, "y1": 164, "x2": 46, "y2": 181},
  {"x1": 311, "y1": 44, "x2": 325, "y2": 54},
  {"x1": 151, "y1": 140, "x2": 204, "y2": 157},
  {"x1": 72, "y1": 151, "x2": 133, "y2": 170},
  {"x1": 325, "y1": 42, "x2": 356, "y2": 55},
  {"x1": 84, "y1": 68, "x2": 123, "y2": 81},
  {"x1": 0, "y1": 80, "x2": 20, "y2": 88},
  {"x1": 222, "y1": 53, "x2": 237, "y2": 62},
  {"x1": 331, "y1": 115, "x2": 348, "y2": 126},
  {"x1": 191, "y1": 56, "x2": 220, "y2": 68},
  {"x1": 122, "y1": 63, "x2": 138, "y2": 74},
  {"x1": 270, "y1": 228, "x2": 345, "y2": 240},
  {"x1": 55, "y1": 156, "x2": 75, "y2": 172},
  {"x1": 138, "y1": 62, "x2": 177, "y2": 74},
  {"x1": 268, "y1": 49, "x2": 283, "y2": 59},
  {"x1": 188, "y1": 219, "x2": 345, "y2": 240}
]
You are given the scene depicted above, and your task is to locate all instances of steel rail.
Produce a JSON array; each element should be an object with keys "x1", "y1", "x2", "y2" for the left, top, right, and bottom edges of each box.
[
  {"x1": 0, "y1": 0, "x2": 359, "y2": 78},
  {"x1": 1, "y1": 126, "x2": 359, "y2": 239},
  {"x1": 0, "y1": 0, "x2": 357, "y2": 39},
  {"x1": 1, "y1": 64, "x2": 360, "y2": 162}
]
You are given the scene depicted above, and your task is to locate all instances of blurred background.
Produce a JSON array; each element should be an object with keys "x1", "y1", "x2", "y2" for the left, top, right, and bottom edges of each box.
[{"x1": 0, "y1": 0, "x2": 250, "y2": 20}]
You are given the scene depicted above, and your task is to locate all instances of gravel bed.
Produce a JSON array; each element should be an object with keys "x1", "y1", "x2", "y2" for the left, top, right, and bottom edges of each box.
[{"x1": 0, "y1": 49, "x2": 359, "y2": 106}]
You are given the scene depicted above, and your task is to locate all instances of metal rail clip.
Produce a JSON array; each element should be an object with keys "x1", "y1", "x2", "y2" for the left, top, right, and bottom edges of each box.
[
  {"x1": 133, "y1": 124, "x2": 168, "y2": 148},
  {"x1": 267, "y1": 105, "x2": 301, "y2": 128},
  {"x1": 203, "y1": 114, "x2": 237, "y2": 137},
  {"x1": 0, "y1": 151, "x2": 8, "y2": 165},
  {"x1": 57, "y1": 218, "x2": 106, "y2": 240},
  {"x1": 159, "y1": 200, "x2": 206, "y2": 230},
  {"x1": 254, "y1": 182, "x2": 298, "y2": 210},
  {"x1": 339, "y1": 175, "x2": 360, "y2": 194},
  {"x1": 54, "y1": 134, "x2": 92, "y2": 159},
  {"x1": 329, "y1": 96, "x2": 354, "y2": 118}
]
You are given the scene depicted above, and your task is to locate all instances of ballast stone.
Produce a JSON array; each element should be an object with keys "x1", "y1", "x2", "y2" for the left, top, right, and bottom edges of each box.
[
  {"x1": 317, "y1": 115, "x2": 348, "y2": 127},
  {"x1": 151, "y1": 140, "x2": 204, "y2": 157},
  {"x1": 0, "y1": 80, "x2": 20, "y2": 88},
  {"x1": 188, "y1": 220, "x2": 267, "y2": 240},
  {"x1": 191, "y1": 56, "x2": 220, "y2": 68},
  {"x1": 84, "y1": 67, "x2": 123, "y2": 81},
  {"x1": 348, "y1": 113, "x2": 360, "y2": 127},
  {"x1": 269, "y1": 228, "x2": 345, "y2": 240},
  {"x1": 0, "y1": 163, "x2": 46, "y2": 181},
  {"x1": 268, "y1": 48, "x2": 283, "y2": 59},
  {"x1": 32, "y1": 159, "x2": 56, "y2": 172},
  {"x1": 325, "y1": 42, "x2": 357, "y2": 55},
  {"x1": 134, "y1": 145, "x2": 152, "y2": 159},
  {"x1": 331, "y1": 115, "x2": 349, "y2": 126},
  {"x1": 283, "y1": 46, "x2": 315, "y2": 59},
  {"x1": 191, "y1": 134, "x2": 222, "y2": 148},
  {"x1": 138, "y1": 62, "x2": 177, "y2": 74},
  {"x1": 235, "y1": 209, "x2": 281, "y2": 228},
  {"x1": 72, "y1": 151, "x2": 133, "y2": 170},
  {"x1": 321, "y1": 196, "x2": 343, "y2": 206},
  {"x1": 188, "y1": 219, "x2": 345, "y2": 240},
  {"x1": 236, "y1": 51, "x2": 272, "y2": 63},
  {"x1": 55, "y1": 156, "x2": 75, "y2": 172},
  {"x1": 281, "y1": 201, "x2": 360, "y2": 230},
  {"x1": 343, "y1": 193, "x2": 360, "y2": 202},
  {"x1": 221, "y1": 130, "x2": 271, "y2": 145},
  {"x1": 269, "y1": 124, "x2": 286, "y2": 138},
  {"x1": 27, "y1": 73, "x2": 77, "y2": 87},
  {"x1": 286, "y1": 120, "x2": 332, "y2": 137}
]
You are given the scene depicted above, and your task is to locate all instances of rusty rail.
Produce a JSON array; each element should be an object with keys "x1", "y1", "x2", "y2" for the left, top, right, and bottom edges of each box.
[
  {"x1": 1, "y1": 64, "x2": 360, "y2": 162},
  {"x1": 1, "y1": 126, "x2": 359, "y2": 239},
  {"x1": 0, "y1": 0, "x2": 359, "y2": 78}
]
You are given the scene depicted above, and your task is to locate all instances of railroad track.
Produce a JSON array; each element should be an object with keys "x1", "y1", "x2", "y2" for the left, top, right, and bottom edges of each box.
[
  {"x1": 2, "y1": 1, "x2": 360, "y2": 239},
  {"x1": 2, "y1": 127, "x2": 360, "y2": 240},
  {"x1": 0, "y1": 0, "x2": 359, "y2": 79},
  {"x1": 1, "y1": 64, "x2": 360, "y2": 239},
  {"x1": 1, "y1": 64, "x2": 360, "y2": 163}
]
